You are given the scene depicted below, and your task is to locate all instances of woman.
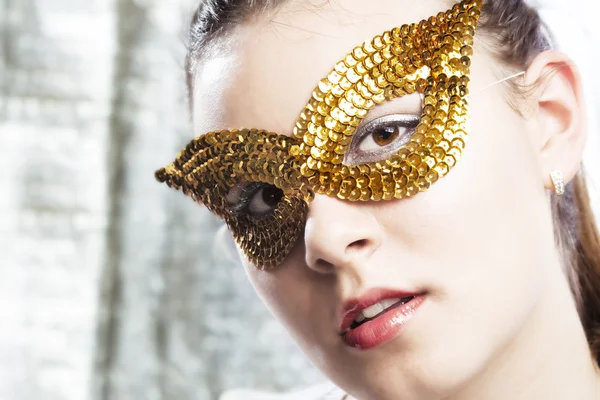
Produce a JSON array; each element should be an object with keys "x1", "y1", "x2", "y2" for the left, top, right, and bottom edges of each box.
[{"x1": 156, "y1": 0, "x2": 600, "y2": 398}]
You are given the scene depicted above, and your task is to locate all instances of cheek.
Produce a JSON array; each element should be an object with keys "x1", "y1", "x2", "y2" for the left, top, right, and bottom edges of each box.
[
  {"x1": 380, "y1": 98, "x2": 546, "y2": 276},
  {"x1": 243, "y1": 247, "x2": 336, "y2": 350},
  {"x1": 444, "y1": 106, "x2": 547, "y2": 321},
  {"x1": 371, "y1": 95, "x2": 552, "y2": 373}
]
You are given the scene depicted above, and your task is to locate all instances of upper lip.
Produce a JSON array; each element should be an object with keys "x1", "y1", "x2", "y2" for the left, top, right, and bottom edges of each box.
[{"x1": 338, "y1": 287, "x2": 423, "y2": 334}]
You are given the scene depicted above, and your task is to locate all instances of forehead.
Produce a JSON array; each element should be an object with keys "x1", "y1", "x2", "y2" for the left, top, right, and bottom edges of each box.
[{"x1": 191, "y1": 0, "x2": 460, "y2": 136}]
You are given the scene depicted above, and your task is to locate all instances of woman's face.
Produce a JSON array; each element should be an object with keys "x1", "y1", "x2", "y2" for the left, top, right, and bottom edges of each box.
[{"x1": 192, "y1": 0, "x2": 558, "y2": 398}]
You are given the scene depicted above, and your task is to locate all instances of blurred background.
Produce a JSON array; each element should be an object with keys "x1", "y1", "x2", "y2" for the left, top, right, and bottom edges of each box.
[
  {"x1": 0, "y1": 1, "x2": 324, "y2": 400},
  {"x1": 0, "y1": 0, "x2": 598, "y2": 400}
]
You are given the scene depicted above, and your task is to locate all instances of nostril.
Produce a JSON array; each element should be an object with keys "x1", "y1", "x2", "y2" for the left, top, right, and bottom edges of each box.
[
  {"x1": 346, "y1": 239, "x2": 369, "y2": 252},
  {"x1": 314, "y1": 258, "x2": 334, "y2": 272}
]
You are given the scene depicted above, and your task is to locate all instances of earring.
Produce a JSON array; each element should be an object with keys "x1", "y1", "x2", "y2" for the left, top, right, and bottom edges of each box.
[{"x1": 550, "y1": 170, "x2": 565, "y2": 196}]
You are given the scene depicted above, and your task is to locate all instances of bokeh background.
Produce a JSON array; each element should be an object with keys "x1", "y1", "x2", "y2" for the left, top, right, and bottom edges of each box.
[
  {"x1": 1, "y1": 0, "x2": 598, "y2": 400},
  {"x1": 0, "y1": 1, "x2": 324, "y2": 399}
]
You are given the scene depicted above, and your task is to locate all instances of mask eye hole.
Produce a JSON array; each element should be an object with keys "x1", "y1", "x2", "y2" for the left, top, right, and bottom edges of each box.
[
  {"x1": 247, "y1": 185, "x2": 283, "y2": 215},
  {"x1": 345, "y1": 114, "x2": 421, "y2": 165},
  {"x1": 226, "y1": 182, "x2": 284, "y2": 217}
]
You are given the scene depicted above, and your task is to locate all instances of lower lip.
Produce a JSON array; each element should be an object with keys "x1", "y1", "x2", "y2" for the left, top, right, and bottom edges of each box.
[{"x1": 342, "y1": 295, "x2": 426, "y2": 350}]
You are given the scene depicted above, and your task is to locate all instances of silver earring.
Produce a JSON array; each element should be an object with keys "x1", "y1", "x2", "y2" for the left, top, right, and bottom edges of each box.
[{"x1": 550, "y1": 170, "x2": 565, "y2": 196}]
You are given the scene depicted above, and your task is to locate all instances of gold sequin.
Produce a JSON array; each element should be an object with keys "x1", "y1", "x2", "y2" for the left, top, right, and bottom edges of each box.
[{"x1": 155, "y1": 0, "x2": 481, "y2": 269}]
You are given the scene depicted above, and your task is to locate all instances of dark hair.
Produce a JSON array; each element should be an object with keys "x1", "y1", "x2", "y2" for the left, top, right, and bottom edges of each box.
[{"x1": 185, "y1": 0, "x2": 600, "y2": 365}]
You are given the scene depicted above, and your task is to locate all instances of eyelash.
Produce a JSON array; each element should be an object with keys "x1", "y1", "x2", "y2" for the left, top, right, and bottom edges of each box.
[
  {"x1": 230, "y1": 182, "x2": 282, "y2": 218},
  {"x1": 345, "y1": 114, "x2": 421, "y2": 164},
  {"x1": 230, "y1": 182, "x2": 264, "y2": 215}
]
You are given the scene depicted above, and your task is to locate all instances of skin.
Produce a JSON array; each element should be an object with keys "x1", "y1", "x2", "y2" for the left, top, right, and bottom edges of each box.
[{"x1": 191, "y1": 0, "x2": 600, "y2": 398}]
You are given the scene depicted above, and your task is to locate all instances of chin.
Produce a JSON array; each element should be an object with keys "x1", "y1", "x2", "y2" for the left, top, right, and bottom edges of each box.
[
  {"x1": 305, "y1": 305, "x2": 509, "y2": 400},
  {"x1": 322, "y1": 347, "x2": 490, "y2": 400}
]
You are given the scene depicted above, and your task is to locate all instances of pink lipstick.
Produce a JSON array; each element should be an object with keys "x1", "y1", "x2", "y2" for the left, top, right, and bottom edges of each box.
[{"x1": 339, "y1": 289, "x2": 426, "y2": 349}]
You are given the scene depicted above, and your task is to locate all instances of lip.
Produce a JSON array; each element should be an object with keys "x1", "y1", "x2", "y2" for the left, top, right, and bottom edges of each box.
[
  {"x1": 339, "y1": 288, "x2": 423, "y2": 332},
  {"x1": 339, "y1": 289, "x2": 426, "y2": 350}
]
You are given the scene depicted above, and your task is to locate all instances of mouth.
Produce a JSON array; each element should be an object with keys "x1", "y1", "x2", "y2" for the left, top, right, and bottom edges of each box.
[
  {"x1": 339, "y1": 289, "x2": 426, "y2": 350},
  {"x1": 348, "y1": 295, "x2": 416, "y2": 329}
]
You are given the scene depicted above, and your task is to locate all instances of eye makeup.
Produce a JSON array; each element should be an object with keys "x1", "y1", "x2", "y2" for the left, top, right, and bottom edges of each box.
[
  {"x1": 345, "y1": 114, "x2": 421, "y2": 165},
  {"x1": 229, "y1": 183, "x2": 284, "y2": 217}
]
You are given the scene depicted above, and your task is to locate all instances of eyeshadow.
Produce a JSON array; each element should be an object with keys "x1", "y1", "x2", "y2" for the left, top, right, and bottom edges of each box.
[{"x1": 344, "y1": 114, "x2": 421, "y2": 165}]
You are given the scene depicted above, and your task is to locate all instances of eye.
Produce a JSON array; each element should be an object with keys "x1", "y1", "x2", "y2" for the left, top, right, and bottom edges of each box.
[
  {"x1": 227, "y1": 183, "x2": 284, "y2": 217},
  {"x1": 345, "y1": 114, "x2": 421, "y2": 165},
  {"x1": 248, "y1": 185, "x2": 283, "y2": 215},
  {"x1": 371, "y1": 125, "x2": 401, "y2": 147}
]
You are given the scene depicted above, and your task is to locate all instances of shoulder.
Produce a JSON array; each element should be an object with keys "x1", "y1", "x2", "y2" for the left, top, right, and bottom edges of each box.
[{"x1": 219, "y1": 382, "x2": 346, "y2": 400}]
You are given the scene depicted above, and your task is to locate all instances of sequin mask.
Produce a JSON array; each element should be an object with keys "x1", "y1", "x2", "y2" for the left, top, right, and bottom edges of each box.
[{"x1": 156, "y1": 0, "x2": 482, "y2": 269}]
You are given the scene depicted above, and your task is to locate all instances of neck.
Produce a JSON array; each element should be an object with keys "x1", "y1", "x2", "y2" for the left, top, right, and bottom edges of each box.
[{"x1": 447, "y1": 260, "x2": 600, "y2": 400}]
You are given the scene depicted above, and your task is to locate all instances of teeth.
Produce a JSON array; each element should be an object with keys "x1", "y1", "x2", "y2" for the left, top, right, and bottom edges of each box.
[
  {"x1": 357, "y1": 298, "x2": 401, "y2": 321},
  {"x1": 382, "y1": 298, "x2": 400, "y2": 309},
  {"x1": 362, "y1": 302, "x2": 384, "y2": 319},
  {"x1": 351, "y1": 296, "x2": 417, "y2": 326}
]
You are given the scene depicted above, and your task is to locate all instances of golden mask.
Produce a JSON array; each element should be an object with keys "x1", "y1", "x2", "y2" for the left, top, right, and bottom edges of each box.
[{"x1": 156, "y1": 0, "x2": 482, "y2": 269}]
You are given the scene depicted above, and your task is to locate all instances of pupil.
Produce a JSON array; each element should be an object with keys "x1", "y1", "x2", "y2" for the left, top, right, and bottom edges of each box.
[
  {"x1": 262, "y1": 186, "x2": 283, "y2": 207},
  {"x1": 373, "y1": 126, "x2": 399, "y2": 146}
]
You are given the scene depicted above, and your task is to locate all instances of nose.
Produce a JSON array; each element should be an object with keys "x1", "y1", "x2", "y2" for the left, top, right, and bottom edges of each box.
[{"x1": 304, "y1": 194, "x2": 384, "y2": 274}]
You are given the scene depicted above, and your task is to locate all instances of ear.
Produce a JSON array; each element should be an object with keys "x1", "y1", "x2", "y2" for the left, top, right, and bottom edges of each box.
[{"x1": 523, "y1": 50, "x2": 587, "y2": 191}]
